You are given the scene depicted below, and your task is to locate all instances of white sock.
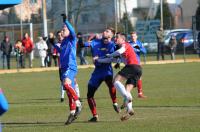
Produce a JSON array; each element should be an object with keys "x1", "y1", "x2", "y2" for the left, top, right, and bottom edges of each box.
[
  {"x1": 75, "y1": 100, "x2": 81, "y2": 107},
  {"x1": 70, "y1": 110, "x2": 76, "y2": 114},
  {"x1": 61, "y1": 84, "x2": 65, "y2": 99},
  {"x1": 75, "y1": 84, "x2": 80, "y2": 98},
  {"x1": 114, "y1": 81, "x2": 128, "y2": 98},
  {"x1": 126, "y1": 92, "x2": 133, "y2": 112}
]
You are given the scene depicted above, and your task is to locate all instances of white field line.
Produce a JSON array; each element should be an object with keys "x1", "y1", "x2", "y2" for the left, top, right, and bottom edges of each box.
[{"x1": 0, "y1": 59, "x2": 199, "y2": 75}]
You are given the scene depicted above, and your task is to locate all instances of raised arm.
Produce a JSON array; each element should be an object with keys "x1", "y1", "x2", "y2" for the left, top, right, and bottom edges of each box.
[{"x1": 64, "y1": 20, "x2": 76, "y2": 39}]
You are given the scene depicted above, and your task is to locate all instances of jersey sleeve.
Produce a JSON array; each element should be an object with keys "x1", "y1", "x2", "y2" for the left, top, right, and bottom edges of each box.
[{"x1": 64, "y1": 20, "x2": 76, "y2": 40}]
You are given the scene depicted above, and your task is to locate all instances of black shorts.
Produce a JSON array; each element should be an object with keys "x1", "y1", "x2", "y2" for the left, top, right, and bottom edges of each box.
[{"x1": 118, "y1": 64, "x2": 142, "y2": 86}]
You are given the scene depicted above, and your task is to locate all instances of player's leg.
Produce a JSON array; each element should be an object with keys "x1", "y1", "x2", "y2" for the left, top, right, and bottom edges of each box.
[
  {"x1": 137, "y1": 77, "x2": 147, "y2": 98},
  {"x1": 104, "y1": 75, "x2": 120, "y2": 113},
  {"x1": 87, "y1": 75, "x2": 101, "y2": 122},
  {"x1": 59, "y1": 68, "x2": 65, "y2": 102},
  {"x1": 65, "y1": 91, "x2": 76, "y2": 125},
  {"x1": 113, "y1": 74, "x2": 129, "y2": 100},
  {"x1": 62, "y1": 70, "x2": 82, "y2": 125}
]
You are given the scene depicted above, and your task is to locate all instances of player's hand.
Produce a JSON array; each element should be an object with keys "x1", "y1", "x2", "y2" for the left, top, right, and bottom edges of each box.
[
  {"x1": 114, "y1": 63, "x2": 120, "y2": 69},
  {"x1": 134, "y1": 45, "x2": 140, "y2": 49},
  {"x1": 92, "y1": 56, "x2": 99, "y2": 63},
  {"x1": 61, "y1": 13, "x2": 67, "y2": 22}
]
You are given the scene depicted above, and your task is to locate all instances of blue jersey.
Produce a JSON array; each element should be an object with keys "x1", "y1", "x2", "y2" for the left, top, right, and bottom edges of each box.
[
  {"x1": 129, "y1": 40, "x2": 147, "y2": 64},
  {"x1": 55, "y1": 20, "x2": 77, "y2": 72},
  {"x1": 85, "y1": 39, "x2": 116, "y2": 87}
]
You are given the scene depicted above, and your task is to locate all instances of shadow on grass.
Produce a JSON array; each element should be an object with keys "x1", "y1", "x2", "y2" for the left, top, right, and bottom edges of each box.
[{"x1": 2, "y1": 120, "x2": 117, "y2": 128}]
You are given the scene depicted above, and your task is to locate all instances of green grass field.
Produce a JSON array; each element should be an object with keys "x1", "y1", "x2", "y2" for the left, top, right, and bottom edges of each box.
[{"x1": 0, "y1": 62, "x2": 200, "y2": 132}]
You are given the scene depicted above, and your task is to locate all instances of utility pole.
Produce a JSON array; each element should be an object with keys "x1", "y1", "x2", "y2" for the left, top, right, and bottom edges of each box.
[
  {"x1": 114, "y1": 0, "x2": 118, "y2": 33},
  {"x1": 64, "y1": 0, "x2": 68, "y2": 16},
  {"x1": 42, "y1": 0, "x2": 48, "y2": 37},
  {"x1": 160, "y1": 0, "x2": 163, "y2": 29}
]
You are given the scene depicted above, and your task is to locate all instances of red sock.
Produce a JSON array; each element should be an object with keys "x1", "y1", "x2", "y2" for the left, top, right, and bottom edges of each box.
[
  {"x1": 137, "y1": 79, "x2": 143, "y2": 95},
  {"x1": 64, "y1": 83, "x2": 79, "y2": 101},
  {"x1": 105, "y1": 79, "x2": 117, "y2": 103},
  {"x1": 87, "y1": 98, "x2": 97, "y2": 116},
  {"x1": 66, "y1": 91, "x2": 76, "y2": 110}
]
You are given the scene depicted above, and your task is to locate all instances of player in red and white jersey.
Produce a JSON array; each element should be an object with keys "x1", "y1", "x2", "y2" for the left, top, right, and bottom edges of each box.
[{"x1": 105, "y1": 33, "x2": 142, "y2": 121}]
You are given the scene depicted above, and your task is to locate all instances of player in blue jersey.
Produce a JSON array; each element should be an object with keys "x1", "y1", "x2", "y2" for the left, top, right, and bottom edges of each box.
[
  {"x1": 53, "y1": 14, "x2": 82, "y2": 125},
  {"x1": 84, "y1": 28, "x2": 120, "y2": 122},
  {"x1": 128, "y1": 31, "x2": 147, "y2": 98}
]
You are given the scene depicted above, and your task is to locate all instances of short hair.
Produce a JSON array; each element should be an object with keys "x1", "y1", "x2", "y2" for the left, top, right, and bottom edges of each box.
[
  {"x1": 107, "y1": 27, "x2": 115, "y2": 35},
  {"x1": 130, "y1": 31, "x2": 137, "y2": 35},
  {"x1": 116, "y1": 32, "x2": 127, "y2": 40}
]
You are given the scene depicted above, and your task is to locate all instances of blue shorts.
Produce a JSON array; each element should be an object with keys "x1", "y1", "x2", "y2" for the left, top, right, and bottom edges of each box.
[
  {"x1": 88, "y1": 71, "x2": 113, "y2": 88},
  {"x1": 61, "y1": 69, "x2": 77, "y2": 89}
]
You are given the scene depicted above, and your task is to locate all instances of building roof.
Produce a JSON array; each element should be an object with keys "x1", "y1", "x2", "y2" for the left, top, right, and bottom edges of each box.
[{"x1": 0, "y1": 0, "x2": 22, "y2": 10}]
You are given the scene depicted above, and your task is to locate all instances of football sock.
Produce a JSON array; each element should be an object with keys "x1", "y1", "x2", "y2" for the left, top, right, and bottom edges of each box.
[
  {"x1": 64, "y1": 83, "x2": 79, "y2": 101},
  {"x1": 126, "y1": 92, "x2": 133, "y2": 112},
  {"x1": 66, "y1": 91, "x2": 76, "y2": 111},
  {"x1": 114, "y1": 81, "x2": 128, "y2": 99},
  {"x1": 87, "y1": 97, "x2": 97, "y2": 116},
  {"x1": 105, "y1": 80, "x2": 117, "y2": 103},
  {"x1": 137, "y1": 80, "x2": 143, "y2": 95}
]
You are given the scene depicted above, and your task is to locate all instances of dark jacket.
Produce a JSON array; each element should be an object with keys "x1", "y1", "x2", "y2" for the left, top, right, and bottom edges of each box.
[{"x1": 1, "y1": 41, "x2": 12, "y2": 55}]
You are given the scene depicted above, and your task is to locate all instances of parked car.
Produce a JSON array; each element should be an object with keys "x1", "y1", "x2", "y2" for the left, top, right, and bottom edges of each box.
[
  {"x1": 175, "y1": 31, "x2": 197, "y2": 53},
  {"x1": 164, "y1": 29, "x2": 192, "y2": 45}
]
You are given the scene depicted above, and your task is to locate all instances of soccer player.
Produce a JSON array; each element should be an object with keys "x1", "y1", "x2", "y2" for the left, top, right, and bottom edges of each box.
[
  {"x1": 84, "y1": 28, "x2": 120, "y2": 122},
  {"x1": 53, "y1": 15, "x2": 82, "y2": 125},
  {"x1": 97, "y1": 32, "x2": 142, "y2": 121},
  {"x1": 128, "y1": 31, "x2": 147, "y2": 98},
  {"x1": 55, "y1": 31, "x2": 81, "y2": 103}
]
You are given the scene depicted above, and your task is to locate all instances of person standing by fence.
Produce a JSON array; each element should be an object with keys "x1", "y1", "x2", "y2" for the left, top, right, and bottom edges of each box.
[
  {"x1": 169, "y1": 35, "x2": 177, "y2": 60},
  {"x1": 0, "y1": 36, "x2": 12, "y2": 69},
  {"x1": 156, "y1": 28, "x2": 165, "y2": 61},
  {"x1": 21, "y1": 33, "x2": 34, "y2": 68}
]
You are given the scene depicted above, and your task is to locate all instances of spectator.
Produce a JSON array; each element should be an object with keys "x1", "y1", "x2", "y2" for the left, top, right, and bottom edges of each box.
[
  {"x1": 0, "y1": 36, "x2": 12, "y2": 69},
  {"x1": 156, "y1": 27, "x2": 165, "y2": 60},
  {"x1": 169, "y1": 35, "x2": 177, "y2": 60},
  {"x1": 45, "y1": 32, "x2": 56, "y2": 67},
  {"x1": 21, "y1": 33, "x2": 34, "y2": 68},
  {"x1": 77, "y1": 32, "x2": 88, "y2": 65},
  {"x1": 14, "y1": 40, "x2": 24, "y2": 68},
  {"x1": 36, "y1": 37, "x2": 48, "y2": 67}
]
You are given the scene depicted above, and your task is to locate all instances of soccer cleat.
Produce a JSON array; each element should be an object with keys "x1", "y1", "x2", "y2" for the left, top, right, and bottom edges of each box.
[
  {"x1": 73, "y1": 101, "x2": 82, "y2": 119},
  {"x1": 120, "y1": 110, "x2": 134, "y2": 121},
  {"x1": 138, "y1": 94, "x2": 147, "y2": 98},
  {"x1": 74, "y1": 105, "x2": 82, "y2": 119},
  {"x1": 60, "y1": 98, "x2": 64, "y2": 102},
  {"x1": 113, "y1": 103, "x2": 121, "y2": 113},
  {"x1": 88, "y1": 116, "x2": 99, "y2": 122},
  {"x1": 65, "y1": 113, "x2": 75, "y2": 125}
]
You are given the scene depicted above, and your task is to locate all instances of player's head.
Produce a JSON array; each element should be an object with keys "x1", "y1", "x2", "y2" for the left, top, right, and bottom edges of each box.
[
  {"x1": 103, "y1": 27, "x2": 115, "y2": 39},
  {"x1": 115, "y1": 32, "x2": 126, "y2": 45},
  {"x1": 130, "y1": 31, "x2": 138, "y2": 42},
  {"x1": 56, "y1": 31, "x2": 63, "y2": 41},
  {"x1": 62, "y1": 24, "x2": 70, "y2": 38}
]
